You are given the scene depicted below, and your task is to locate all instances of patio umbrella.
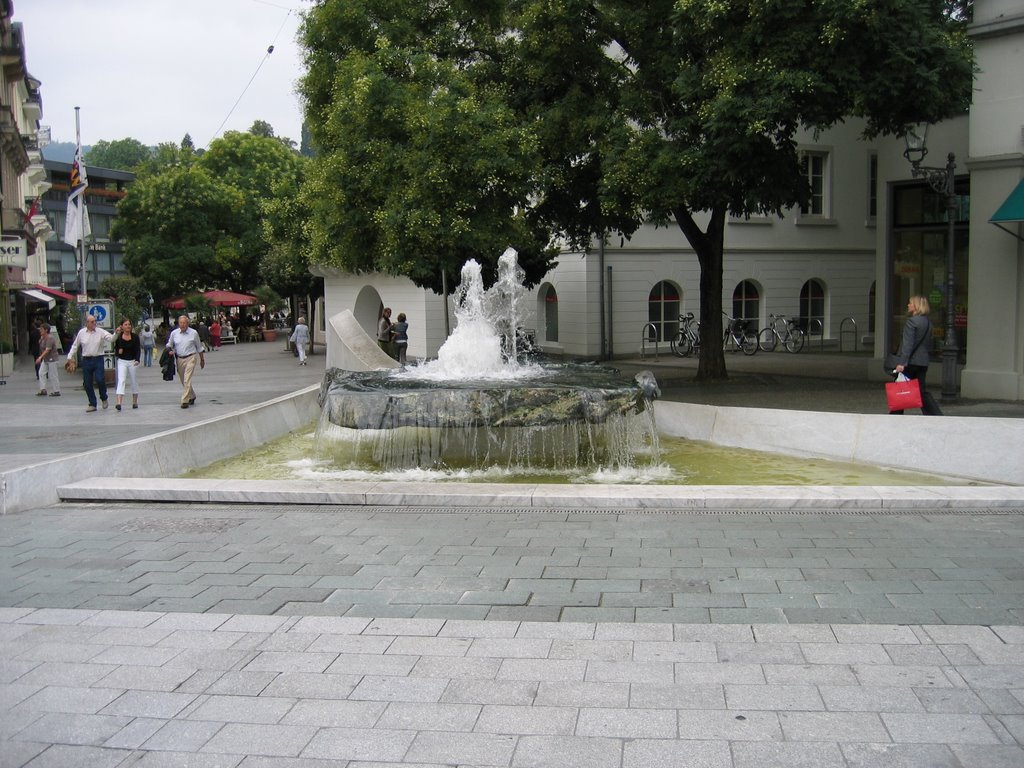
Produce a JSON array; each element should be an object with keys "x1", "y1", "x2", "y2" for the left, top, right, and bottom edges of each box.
[{"x1": 163, "y1": 290, "x2": 259, "y2": 309}]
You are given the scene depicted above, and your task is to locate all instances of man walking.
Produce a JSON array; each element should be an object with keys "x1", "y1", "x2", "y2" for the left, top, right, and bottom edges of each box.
[
  {"x1": 35, "y1": 323, "x2": 62, "y2": 397},
  {"x1": 66, "y1": 314, "x2": 114, "y2": 412},
  {"x1": 165, "y1": 315, "x2": 205, "y2": 409}
]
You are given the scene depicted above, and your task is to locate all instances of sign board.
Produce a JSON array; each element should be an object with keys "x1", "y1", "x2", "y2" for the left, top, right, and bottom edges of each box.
[
  {"x1": 0, "y1": 239, "x2": 27, "y2": 268},
  {"x1": 87, "y1": 300, "x2": 115, "y2": 329}
]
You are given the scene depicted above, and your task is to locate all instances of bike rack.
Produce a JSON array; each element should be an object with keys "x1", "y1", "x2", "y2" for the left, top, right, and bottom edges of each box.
[
  {"x1": 807, "y1": 318, "x2": 825, "y2": 351},
  {"x1": 839, "y1": 316, "x2": 858, "y2": 352},
  {"x1": 640, "y1": 322, "x2": 659, "y2": 359}
]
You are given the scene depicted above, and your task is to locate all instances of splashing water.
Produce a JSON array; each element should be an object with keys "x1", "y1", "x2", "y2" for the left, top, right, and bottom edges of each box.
[{"x1": 401, "y1": 248, "x2": 542, "y2": 381}]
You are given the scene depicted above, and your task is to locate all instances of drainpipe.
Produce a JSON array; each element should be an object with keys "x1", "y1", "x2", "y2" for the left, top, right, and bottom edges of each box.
[{"x1": 597, "y1": 236, "x2": 606, "y2": 360}]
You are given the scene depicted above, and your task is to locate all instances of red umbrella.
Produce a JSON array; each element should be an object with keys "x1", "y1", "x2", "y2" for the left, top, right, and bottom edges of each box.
[{"x1": 163, "y1": 290, "x2": 259, "y2": 309}]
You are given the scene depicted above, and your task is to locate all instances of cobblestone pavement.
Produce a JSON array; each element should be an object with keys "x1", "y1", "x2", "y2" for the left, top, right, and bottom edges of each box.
[
  {"x1": 3, "y1": 345, "x2": 1024, "y2": 765},
  {"x1": 2, "y1": 503, "x2": 1024, "y2": 766}
]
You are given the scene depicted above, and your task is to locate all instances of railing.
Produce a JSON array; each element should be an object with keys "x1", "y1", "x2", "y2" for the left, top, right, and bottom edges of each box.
[
  {"x1": 839, "y1": 316, "x2": 858, "y2": 352},
  {"x1": 640, "y1": 322, "x2": 659, "y2": 359},
  {"x1": 806, "y1": 318, "x2": 825, "y2": 351}
]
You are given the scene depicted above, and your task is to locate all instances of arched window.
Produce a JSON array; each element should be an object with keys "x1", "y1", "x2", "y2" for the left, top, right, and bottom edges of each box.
[
  {"x1": 800, "y1": 279, "x2": 826, "y2": 334},
  {"x1": 732, "y1": 280, "x2": 760, "y2": 331},
  {"x1": 648, "y1": 281, "x2": 680, "y2": 341},
  {"x1": 542, "y1": 284, "x2": 558, "y2": 343}
]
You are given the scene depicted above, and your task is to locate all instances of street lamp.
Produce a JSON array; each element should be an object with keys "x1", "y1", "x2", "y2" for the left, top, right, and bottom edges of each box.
[{"x1": 902, "y1": 123, "x2": 959, "y2": 401}]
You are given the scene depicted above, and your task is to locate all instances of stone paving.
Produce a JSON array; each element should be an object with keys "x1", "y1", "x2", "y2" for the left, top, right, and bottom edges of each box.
[{"x1": 2, "y1": 346, "x2": 1024, "y2": 765}]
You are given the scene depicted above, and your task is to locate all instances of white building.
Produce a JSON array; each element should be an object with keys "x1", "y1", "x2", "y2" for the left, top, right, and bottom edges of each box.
[{"x1": 318, "y1": 0, "x2": 1024, "y2": 402}]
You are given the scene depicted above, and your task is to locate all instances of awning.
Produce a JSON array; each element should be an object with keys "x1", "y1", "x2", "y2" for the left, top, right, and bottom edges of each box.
[
  {"x1": 20, "y1": 288, "x2": 55, "y2": 309},
  {"x1": 163, "y1": 290, "x2": 259, "y2": 309},
  {"x1": 990, "y1": 178, "x2": 1024, "y2": 242},
  {"x1": 34, "y1": 284, "x2": 75, "y2": 301}
]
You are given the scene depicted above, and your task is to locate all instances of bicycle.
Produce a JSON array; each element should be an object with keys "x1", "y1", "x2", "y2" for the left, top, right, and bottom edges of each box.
[
  {"x1": 758, "y1": 313, "x2": 806, "y2": 353},
  {"x1": 670, "y1": 312, "x2": 701, "y2": 357},
  {"x1": 722, "y1": 313, "x2": 758, "y2": 355}
]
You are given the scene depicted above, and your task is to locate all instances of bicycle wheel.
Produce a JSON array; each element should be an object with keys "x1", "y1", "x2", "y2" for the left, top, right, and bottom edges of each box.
[
  {"x1": 784, "y1": 328, "x2": 805, "y2": 353},
  {"x1": 670, "y1": 331, "x2": 690, "y2": 357},
  {"x1": 758, "y1": 327, "x2": 778, "y2": 352},
  {"x1": 741, "y1": 331, "x2": 758, "y2": 355}
]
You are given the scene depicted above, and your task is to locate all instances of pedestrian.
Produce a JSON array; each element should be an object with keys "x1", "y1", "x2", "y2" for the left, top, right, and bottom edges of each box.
[
  {"x1": 139, "y1": 323, "x2": 156, "y2": 367},
  {"x1": 197, "y1": 319, "x2": 211, "y2": 352},
  {"x1": 165, "y1": 314, "x2": 206, "y2": 409},
  {"x1": 28, "y1": 319, "x2": 42, "y2": 381},
  {"x1": 393, "y1": 312, "x2": 409, "y2": 364},
  {"x1": 289, "y1": 316, "x2": 311, "y2": 365},
  {"x1": 112, "y1": 318, "x2": 141, "y2": 411},
  {"x1": 892, "y1": 294, "x2": 943, "y2": 416},
  {"x1": 209, "y1": 318, "x2": 221, "y2": 351},
  {"x1": 34, "y1": 322, "x2": 61, "y2": 397},
  {"x1": 66, "y1": 313, "x2": 114, "y2": 412},
  {"x1": 377, "y1": 307, "x2": 394, "y2": 358}
]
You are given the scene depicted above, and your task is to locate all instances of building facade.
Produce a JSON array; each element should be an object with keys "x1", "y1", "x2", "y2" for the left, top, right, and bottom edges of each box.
[
  {"x1": 320, "y1": 1, "x2": 1024, "y2": 402},
  {"x1": 0, "y1": 5, "x2": 51, "y2": 359}
]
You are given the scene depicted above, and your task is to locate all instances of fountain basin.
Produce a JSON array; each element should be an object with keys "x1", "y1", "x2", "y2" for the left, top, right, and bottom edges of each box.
[{"x1": 317, "y1": 365, "x2": 659, "y2": 471}]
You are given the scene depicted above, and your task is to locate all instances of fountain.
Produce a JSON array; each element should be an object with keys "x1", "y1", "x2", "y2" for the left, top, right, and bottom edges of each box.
[{"x1": 315, "y1": 248, "x2": 661, "y2": 475}]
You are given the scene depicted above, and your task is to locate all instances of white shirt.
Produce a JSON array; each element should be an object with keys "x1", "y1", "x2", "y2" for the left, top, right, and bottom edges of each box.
[
  {"x1": 166, "y1": 327, "x2": 204, "y2": 357},
  {"x1": 68, "y1": 326, "x2": 113, "y2": 358}
]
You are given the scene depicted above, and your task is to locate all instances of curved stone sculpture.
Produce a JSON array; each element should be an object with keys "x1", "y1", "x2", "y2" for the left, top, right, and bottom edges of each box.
[{"x1": 327, "y1": 309, "x2": 400, "y2": 372}]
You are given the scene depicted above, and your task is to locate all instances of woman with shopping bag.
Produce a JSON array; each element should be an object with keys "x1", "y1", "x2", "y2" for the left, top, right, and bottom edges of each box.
[{"x1": 889, "y1": 295, "x2": 943, "y2": 415}]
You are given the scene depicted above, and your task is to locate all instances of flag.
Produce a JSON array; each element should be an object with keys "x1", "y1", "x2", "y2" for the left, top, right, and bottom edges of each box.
[
  {"x1": 23, "y1": 197, "x2": 40, "y2": 226},
  {"x1": 62, "y1": 144, "x2": 91, "y2": 246}
]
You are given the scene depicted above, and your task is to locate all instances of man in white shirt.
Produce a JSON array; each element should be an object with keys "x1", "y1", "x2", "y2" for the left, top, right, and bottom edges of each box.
[
  {"x1": 165, "y1": 315, "x2": 206, "y2": 409},
  {"x1": 66, "y1": 314, "x2": 114, "y2": 412}
]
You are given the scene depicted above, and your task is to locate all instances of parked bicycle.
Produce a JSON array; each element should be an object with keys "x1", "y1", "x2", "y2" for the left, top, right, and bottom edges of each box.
[
  {"x1": 670, "y1": 312, "x2": 701, "y2": 357},
  {"x1": 758, "y1": 313, "x2": 806, "y2": 353},
  {"x1": 722, "y1": 313, "x2": 758, "y2": 355}
]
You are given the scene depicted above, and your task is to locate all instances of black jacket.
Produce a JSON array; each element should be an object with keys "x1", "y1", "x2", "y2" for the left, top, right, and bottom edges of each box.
[{"x1": 159, "y1": 347, "x2": 175, "y2": 381}]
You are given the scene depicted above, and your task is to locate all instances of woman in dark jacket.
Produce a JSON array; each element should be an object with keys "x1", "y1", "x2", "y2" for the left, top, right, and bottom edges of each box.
[
  {"x1": 113, "y1": 318, "x2": 142, "y2": 411},
  {"x1": 892, "y1": 295, "x2": 943, "y2": 415}
]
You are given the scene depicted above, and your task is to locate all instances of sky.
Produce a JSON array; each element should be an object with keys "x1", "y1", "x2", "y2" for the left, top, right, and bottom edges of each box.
[{"x1": 14, "y1": 0, "x2": 307, "y2": 148}]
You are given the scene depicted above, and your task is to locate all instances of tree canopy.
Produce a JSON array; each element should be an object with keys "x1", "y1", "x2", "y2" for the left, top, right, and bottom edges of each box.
[
  {"x1": 84, "y1": 138, "x2": 153, "y2": 171},
  {"x1": 299, "y1": 0, "x2": 972, "y2": 378},
  {"x1": 112, "y1": 130, "x2": 306, "y2": 301}
]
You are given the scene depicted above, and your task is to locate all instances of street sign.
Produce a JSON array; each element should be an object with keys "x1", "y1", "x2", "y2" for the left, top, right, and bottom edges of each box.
[{"x1": 87, "y1": 300, "x2": 115, "y2": 329}]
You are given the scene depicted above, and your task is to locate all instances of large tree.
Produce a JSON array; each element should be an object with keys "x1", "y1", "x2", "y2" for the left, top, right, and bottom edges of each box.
[
  {"x1": 113, "y1": 130, "x2": 305, "y2": 299},
  {"x1": 299, "y1": 0, "x2": 972, "y2": 377},
  {"x1": 299, "y1": 1, "x2": 556, "y2": 292}
]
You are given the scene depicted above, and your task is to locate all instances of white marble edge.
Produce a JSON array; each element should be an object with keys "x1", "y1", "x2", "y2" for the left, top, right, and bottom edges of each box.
[{"x1": 53, "y1": 478, "x2": 1024, "y2": 510}]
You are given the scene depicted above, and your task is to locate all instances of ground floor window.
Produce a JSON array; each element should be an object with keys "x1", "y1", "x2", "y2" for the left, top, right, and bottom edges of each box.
[
  {"x1": 799, "y1": 279, "x2": 826, "y2": 335},
  {"x1": 648, "y1": 281, "x2": 680, "y2": 342},
  {"x1": 732, "y1": 280, "x2": 760, "y2": 331},
  {"x1": 889, "y1": 179, "x2": 969, "y2": 360}
]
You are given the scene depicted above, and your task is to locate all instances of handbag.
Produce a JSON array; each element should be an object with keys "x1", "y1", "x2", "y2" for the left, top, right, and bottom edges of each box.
[{"x1": 886, "y1": 374, "x2": 922, "y2": 412}]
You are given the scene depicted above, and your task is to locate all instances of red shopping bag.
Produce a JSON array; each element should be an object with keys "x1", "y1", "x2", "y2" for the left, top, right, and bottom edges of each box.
[{"x1": 886, "y1": 377, "x2": 922, "y2": 412}]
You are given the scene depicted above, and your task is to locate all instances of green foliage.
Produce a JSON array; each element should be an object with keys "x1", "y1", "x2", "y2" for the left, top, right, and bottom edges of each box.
[
  {"x1": 252, "y1": 284, "x2": 285, "y2": 327},
  {"x1": 0, "y1": 339, "x2": 13, "y2": 354},
  {"x1": 98, "y1": 275, "x2": 151, "y2": 327},
  {"x1": 84, "y1": 138, "x2": 153, "y2": 171},
  {"x1": 183, "y1": 294, "x2": 213, "y2": 317},
  {"x1": 299, "y1": 1, "x2": 557, "y2": 293},
  {"x1": 113, "y1": 131, "x2": 306, "y2": 301}
]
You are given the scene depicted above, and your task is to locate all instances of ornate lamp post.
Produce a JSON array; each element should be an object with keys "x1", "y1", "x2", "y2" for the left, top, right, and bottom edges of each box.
[{"x1": 902, "y1": 123, "x2": 959, "y2": 401}]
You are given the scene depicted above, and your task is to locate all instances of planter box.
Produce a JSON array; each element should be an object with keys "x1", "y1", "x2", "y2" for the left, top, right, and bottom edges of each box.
[
  {"x1": 262, "y1": 329, "x2": 278, "y2": 342},
  {"x1": 0, "y1": 352, "x2": 13, "y2": 378}
]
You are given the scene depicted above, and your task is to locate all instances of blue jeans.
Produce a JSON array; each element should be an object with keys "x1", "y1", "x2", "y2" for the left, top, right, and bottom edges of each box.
[
  {"x1": 81, "y1": 356, "x2": 108, "y2": 407},
  {"x1": 143, "y1": 345, "x2": 154, "y2": 366}
]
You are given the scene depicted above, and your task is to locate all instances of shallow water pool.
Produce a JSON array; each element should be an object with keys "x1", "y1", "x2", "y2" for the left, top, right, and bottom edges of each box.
[{"x1": 185, "y1": 425, "x2": 967, "y2": 486}]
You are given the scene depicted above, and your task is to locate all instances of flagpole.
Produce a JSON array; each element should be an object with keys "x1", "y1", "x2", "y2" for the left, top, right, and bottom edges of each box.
[{"x1": 74, "y1": 106, "x2": 86, "y2": 298}]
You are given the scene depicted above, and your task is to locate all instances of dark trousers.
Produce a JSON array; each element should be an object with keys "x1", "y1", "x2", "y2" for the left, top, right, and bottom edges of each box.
[
  {"x1": 892, "y1": 365, "x2": 943, "y2": 415},
  {"x1": 81, "y1": 356, "x2": 108, "y2": 407}
]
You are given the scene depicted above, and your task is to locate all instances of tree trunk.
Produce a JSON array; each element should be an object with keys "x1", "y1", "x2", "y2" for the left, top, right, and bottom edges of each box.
[{"x1": 674, "y1": 206, "x2": 728, "y2": 381}]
